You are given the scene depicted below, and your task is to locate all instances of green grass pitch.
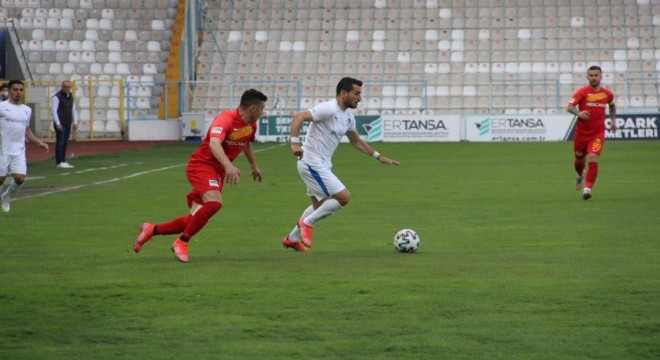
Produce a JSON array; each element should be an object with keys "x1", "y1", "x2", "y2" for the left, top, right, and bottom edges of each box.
[{"x1": 1, "y1": 141, "x2": 658, "y2": 359}]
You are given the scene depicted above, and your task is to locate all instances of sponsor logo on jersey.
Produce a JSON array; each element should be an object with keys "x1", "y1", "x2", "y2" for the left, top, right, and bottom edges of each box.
[
  {"x1": 211, "y1": 127, "x2": 223, "y2": 134},
  {"x1": 228, "y1": 126, "x2": 253, "y2": 140},
  {"x1": 586, "y1": 93, "x2": 608, "y2": 102},
  {"x1": 209, "y1": 179, "x2": 219, "y2": 187}
]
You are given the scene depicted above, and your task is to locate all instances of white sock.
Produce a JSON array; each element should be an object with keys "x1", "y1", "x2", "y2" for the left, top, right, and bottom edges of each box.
[
  {"x1": 2, "y1": 180, "x2": 22, "y2": 197},
  {"x1": 288, "y1": 205, "x2": 315, "y2": 241},
  {"x1": 305, "y1": 198, "x2": 343, "y2": 226}
]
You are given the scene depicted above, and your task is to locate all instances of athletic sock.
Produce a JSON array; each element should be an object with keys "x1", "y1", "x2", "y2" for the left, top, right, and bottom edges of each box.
[
  {"x1": 288, "y1": 205, "x2": 315, "y2": 240},
  {"x1": 3, "y1": 180, "x2": 22, "y2": 197},
  {"x1": 574, "y1": 159, "x2": 585, "y2": 177},
  {"x1": 181, "y1": 201, "x2": 222, "y2": 240},
  {"x1": 585, "y1": 162, "x2": 598, "y2": 189},
  {"x1": 155, "y1": 215, "x2": 192, "y2": 235},
  {"x1": 305, "y1": 199, "x2": 343, "y2": 226}
]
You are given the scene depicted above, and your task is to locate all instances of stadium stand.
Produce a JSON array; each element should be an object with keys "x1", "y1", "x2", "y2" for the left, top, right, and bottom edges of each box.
[
  {"x1": 0, "y1": 0, "x2": 178, "y2": 137},
  {"x1": 0, "y1": 0, "x2": 658, "y2": 128},
  {"x1": 194, "y1": 0, "x2": 659, "y2": 117}
]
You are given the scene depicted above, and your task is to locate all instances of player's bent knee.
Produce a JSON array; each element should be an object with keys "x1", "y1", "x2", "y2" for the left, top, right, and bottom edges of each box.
[
  {"x1": 334, "y1": 191, "x2": 351, "y2": 206},
  {"x1": 204, "y1": 201, "x2": 223, "y2": 215}
]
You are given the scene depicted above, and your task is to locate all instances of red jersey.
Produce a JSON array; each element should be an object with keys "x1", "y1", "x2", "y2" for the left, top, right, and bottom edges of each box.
[
  {"x1": 188, "y1": 108, "x2": 256, "y2": 172},
  {"x1": 568, "y1": 85, "x2": 614, "y2": 136}
]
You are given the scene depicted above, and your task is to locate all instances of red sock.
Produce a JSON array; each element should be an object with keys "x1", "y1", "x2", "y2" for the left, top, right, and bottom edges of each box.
[
  {"x1": 181, "y1": 201, "x2": 222, "y2": 241},
  {"x1": 574, "y1": 159, "x2": 585, "y2": 177},
  {"x1": 585, "y1": 162, "x2": 598, "y2": 189},
  {"x1": 155, "y1": 215, "x2": 191, "y2": 235}
]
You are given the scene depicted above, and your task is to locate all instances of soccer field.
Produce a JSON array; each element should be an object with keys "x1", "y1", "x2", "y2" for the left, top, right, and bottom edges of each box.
[{"x1": 1, "y1": 141, "x2": 658, "y2": 359}]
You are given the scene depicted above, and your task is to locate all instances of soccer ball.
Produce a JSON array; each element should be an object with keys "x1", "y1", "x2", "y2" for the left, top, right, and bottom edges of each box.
[{"x1": 393, "y1": 229, "x2": 420, "y2": 253}]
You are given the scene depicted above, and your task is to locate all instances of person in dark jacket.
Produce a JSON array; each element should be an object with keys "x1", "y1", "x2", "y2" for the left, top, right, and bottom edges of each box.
[{"x1": 51, "y1": 81, "x2": 78, "y2": 168}]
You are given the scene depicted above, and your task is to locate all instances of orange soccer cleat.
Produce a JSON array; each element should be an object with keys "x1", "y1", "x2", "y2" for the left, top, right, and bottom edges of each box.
[
  {"x1": 282, "y1": 236, "x2": 308, "y2": 252},
  {"x1": 298, "y1": 218, "x2": 313, "y2": 248},
  {"x1": 171, "y1": 239, "x2": 189, "y2": 263},
  {"x1": 133, "y1": 223, "x2": 155, "y2": 253}
]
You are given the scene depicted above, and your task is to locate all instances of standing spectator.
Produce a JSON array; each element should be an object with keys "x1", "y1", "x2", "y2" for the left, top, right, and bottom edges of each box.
[
  {"x1": 51, "y1": 81, "x2": 78, "y2": 169},
  {"x1": 282, "y1": 77, "x2": 400, "y2": 251},
  {"x1": 0, "y1": 80, "x2": 49, "y2": 213},
  {"x1": 566, "y1": 65, "x2": 617, "y2": 200},
  {"x1": 133, "y1": 89, "x2": 268, "y2": 263},
  {"x1": 0, "y1": 82, "x2": 8, "y2": 101}
]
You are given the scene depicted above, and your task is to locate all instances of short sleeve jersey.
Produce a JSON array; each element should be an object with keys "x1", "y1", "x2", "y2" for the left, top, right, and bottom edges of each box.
[
  {"x1": 0, "y1": 100, "x2": 32, "y2": 155},
  {"x1": 302, "y1": 99, "x2": 357, "y2": 166},
  {"x1": 568, "y1": 86, "x2": 614, "y2": 136},
  {"x1": 189, "y1": 108, "x2": 256, "y2": 172}
]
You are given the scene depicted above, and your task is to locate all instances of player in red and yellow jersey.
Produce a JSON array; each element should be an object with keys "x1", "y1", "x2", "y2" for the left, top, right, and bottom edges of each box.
[
  {"x1": 566, "y1": 65, "x2": 617, "y2": 200},
  {"x1": 133, "y1": 89, "x2": 268, "y2": 262}
]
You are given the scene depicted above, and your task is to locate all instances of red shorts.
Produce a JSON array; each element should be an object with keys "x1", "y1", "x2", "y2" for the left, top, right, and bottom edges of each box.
[
  {"x1": 185, "y1": 162, "x2": 225, "y2": 208},
  {"x1": 573, "y1": 132, "x2": 605, "y2": 159}
]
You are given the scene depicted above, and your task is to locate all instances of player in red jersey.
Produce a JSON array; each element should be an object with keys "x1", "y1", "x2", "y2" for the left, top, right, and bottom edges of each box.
[
  {"x1": 566, "y1": 65, "x2": 617, "y2": 200},
  {"x1": 133, "y1": 89, "x2": 268, "y2": 262}
]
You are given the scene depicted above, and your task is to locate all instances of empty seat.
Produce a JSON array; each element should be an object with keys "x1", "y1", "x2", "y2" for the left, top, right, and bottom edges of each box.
[
  {"x1": 115, "y1": 63, "x2": 130, "y2": 74},
  {"x1": 103, "y1": 63, "x2": 116, "y2": 74},
  {"x1": 101, "y1": 8, "x2": 114, "y2": 19},
  {"x1": 78, "y1": 51, "x2": 94, "y2": 62},
  {"x1": 48, "y1": 63, "x2": 62, "y2": 74},
  {"x1": 98, "y1": 19, "x2": 113, "y2": 30},
  {"x1": 105, "y1": 120, "x2": 120, "y2": 133},
  {"x1": 147, "y1": 41, "x2": 161, "y2": 52}
]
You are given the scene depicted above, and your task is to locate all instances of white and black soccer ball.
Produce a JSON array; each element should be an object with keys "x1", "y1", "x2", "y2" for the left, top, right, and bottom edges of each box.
[{"x1": 393, "y1": 229, "x2": 420, "y2": 253}]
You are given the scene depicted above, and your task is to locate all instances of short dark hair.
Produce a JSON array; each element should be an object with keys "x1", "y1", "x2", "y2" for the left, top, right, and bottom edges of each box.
[
  {"x1": 0, "y1": 83, "x2": 8, "y2": 90},
  {"x1": 239, "y1": 88, "x2": 268, "y2": 107},
  {"x1": 588, "y1": 65, "x2": 602, "y2": 72},
  {"x1": 7, "y1": 79, "x2": 24, "y2": 88},
  {"x1": 336, "y1": 77, "x2": 363, "y2": 96}
]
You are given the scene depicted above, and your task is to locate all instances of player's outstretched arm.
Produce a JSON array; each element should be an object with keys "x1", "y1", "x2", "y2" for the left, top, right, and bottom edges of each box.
[{"x1": 346, "y1": 131, "x2": 400, "y2": 166}]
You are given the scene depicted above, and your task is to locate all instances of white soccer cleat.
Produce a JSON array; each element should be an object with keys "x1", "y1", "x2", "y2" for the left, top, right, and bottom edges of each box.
[{"x1": 1, "y1": 193, "x2": 10, "y2": 213}]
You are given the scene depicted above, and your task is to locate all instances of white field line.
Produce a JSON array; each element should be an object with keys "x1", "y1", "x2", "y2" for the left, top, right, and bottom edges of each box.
[
  {"x1": 15, "y1": 165, "x2": 182, "y2": 201},
  {"x1": 14, "y1": 143, "x2": 286, "y2": 202}
]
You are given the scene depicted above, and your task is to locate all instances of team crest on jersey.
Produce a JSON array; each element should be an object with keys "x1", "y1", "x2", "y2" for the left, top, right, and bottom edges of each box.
[
  {"x1": 228, "y1": 126, "x2": 253, "y2": 140},
  {"x1": 211, "y1": 127, "x2": 223, "y2": 134},
  {"x1": 209, "y1": 179, "x2": 219, "y2": 187},
  {"x1": 591, "y1": 138, "x2": 602, "y2": 152},
  {"x1": 586, "y1": 93, "x2": 608, "y2": 102}
]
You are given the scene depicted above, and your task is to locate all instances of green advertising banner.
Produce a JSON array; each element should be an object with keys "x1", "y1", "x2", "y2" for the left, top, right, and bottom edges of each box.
[
  {"x1": 256, "y1": 114, "x2": 463, "y2": 143},
  {"x1": 257, "y1": 115, "x2": 382, "y2": 142}
]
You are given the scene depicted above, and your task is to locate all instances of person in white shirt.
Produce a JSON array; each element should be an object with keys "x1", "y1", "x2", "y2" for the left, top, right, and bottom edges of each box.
[
  {"x1": 0, "y1": 80, "x2": 49, "y2": 213},
  {"x1": 282, "y1": 77, "x2": 400, "y2": 251},
  {"x1": 51, "y1": 81, "x2": 78, "y2": 169}
]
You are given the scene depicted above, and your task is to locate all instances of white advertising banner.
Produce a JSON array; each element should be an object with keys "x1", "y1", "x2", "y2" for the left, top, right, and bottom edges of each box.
[
  {"x1": 464, "y1": 114, "x2": 575, "y2": 142},
  {"x1": 365, "y1": 115, "x2": 462, "y2": 142}
]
